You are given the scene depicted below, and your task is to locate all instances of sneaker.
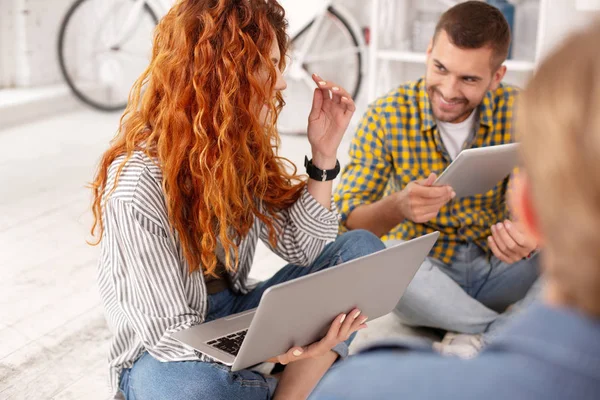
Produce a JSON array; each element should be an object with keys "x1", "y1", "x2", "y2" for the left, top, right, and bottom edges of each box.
[{"x1": 432, "y1": 332, "x2": 484, "y2": 359}]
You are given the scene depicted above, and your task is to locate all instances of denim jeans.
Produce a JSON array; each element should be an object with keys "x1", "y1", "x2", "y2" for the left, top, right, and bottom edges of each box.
[
  {"x1": 393, "y1": 241, "x2": 540, "y2": 340},
  {"x1": 119, "y1": 230, "x2": 385, "y2": 400}
]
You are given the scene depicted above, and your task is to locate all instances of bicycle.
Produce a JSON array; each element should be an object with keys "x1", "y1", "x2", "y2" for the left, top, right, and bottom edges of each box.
[{"x1": 57, "y1": 0, "x2": 367, "y2": 135}]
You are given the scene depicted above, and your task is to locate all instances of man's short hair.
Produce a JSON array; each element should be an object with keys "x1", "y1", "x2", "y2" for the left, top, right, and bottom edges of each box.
[{"x1": 434, "y1": 0, "x2": 511, "y2": 69}]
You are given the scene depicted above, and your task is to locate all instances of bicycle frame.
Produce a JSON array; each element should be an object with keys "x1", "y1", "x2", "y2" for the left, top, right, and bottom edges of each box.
[
  {"x1": 106, "y1": 0, "x2": 172, "y2": 48},
  {"x1": 285, "y1": 0, "x2": 366, "y2": 87},
  {"x1": 280, "y1": 0, "x2": 330, "y2": 38},
  {"x1": 108, "y1": 0, "x2": 365, "y2": 64},
  {"x1": 63, "y1": 0, "x2": 367, "y2": 120}
]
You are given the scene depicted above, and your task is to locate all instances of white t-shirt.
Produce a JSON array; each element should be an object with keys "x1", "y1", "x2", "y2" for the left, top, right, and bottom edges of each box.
[{"x1": 437, "y1": 109, "x2": 478, "y2": 160}]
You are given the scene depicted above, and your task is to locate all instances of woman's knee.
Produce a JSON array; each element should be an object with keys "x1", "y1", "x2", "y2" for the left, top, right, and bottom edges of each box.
[
  {"x1": 128, "y1": 356, "x2": 226, "y2": 400},
  {"x1": 335, "y1": 230, "x2": 385, "y2": 261},
  {"x1": 128, "y1": 355, "x2": 272, "y2": 400},
  {"x1": 306, "y1": 230, "x2": 385, "y2": 277}
]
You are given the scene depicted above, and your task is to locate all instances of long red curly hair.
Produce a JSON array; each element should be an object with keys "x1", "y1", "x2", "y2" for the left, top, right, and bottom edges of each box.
[{"x1": 89, "y1": 0, "x2": 305, "y2": 276}]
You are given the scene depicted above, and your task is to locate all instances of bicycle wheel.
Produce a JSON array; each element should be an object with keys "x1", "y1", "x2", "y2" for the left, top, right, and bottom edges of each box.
[
  {"x1": 278, "y1": 6, "x2": 364, "y2": 135},
  {"x1": 58, "y1": 0, "x2": 158, "y2": 112}
]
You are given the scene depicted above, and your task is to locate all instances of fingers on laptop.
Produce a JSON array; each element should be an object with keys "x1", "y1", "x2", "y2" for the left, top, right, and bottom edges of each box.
[
  {"x1": 337, "y1": 309, "x2": 367, "y2": 340},
  {"x1": 274, "y1": 309, "x2": 369, "y2": 365},
  {"x1": 275, "y1": 346, "x2": 306, "y2": 365}
]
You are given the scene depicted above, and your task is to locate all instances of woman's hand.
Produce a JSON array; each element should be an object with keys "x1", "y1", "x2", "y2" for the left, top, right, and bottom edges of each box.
[
  {"x1": 266, "y1": 308, "x2": 367, "y2": 365},
  {"x1": 307, "y1": 74, "x2": 357, "y2": 168}
]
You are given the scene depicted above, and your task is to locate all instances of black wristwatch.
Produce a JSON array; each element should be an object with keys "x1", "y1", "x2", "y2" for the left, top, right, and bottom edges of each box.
[{"x1": 304, "y1": 156, "x2": 341, "y2": 182}]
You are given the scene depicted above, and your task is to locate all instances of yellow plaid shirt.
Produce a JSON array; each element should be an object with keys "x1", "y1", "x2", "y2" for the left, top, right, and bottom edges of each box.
[{"x1": 335, "y1": 78, "x2": 518, "y2": 264}]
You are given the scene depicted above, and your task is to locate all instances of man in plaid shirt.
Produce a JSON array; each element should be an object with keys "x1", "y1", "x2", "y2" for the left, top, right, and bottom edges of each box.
[{"x1": 335, "y1": 1, "x2": 539, "y2": 356}]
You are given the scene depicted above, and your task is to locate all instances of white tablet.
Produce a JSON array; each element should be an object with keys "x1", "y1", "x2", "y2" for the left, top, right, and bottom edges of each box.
[{"x1": 434, "y1": 143, "x2": 519, "y2": 198}]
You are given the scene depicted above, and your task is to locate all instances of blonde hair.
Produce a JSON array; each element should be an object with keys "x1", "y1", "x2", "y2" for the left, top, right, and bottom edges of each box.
[{"x1": 518, "y1": 21, "x2": 600, "y2": 316}]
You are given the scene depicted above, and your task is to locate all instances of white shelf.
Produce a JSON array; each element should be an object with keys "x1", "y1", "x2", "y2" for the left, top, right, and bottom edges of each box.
[
  {"x1": 378, "y1": 50, "x2": 426, "y2": 63},
  {"x1": 504, "y1": 60, "x2": 536, "y2": 71},
  {"x1": 377, "y1": 50, "x2": 535, "y2": 72},
  {"x1": 368, "y1": 0, "x2": 549, "y2": 100}
]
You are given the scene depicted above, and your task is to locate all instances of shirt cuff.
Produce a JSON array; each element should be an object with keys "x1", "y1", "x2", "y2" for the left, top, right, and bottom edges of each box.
[
  {"x1": 336, "y1": 199, "x2": 363, "y2": 229},
  {"x1": 331, "y1": 330, "x2": 358, "y2": 360},
  {"x1": 331, "y1": 342, "x2": 350, "y2": 359},
  {"x1": 289, "y1": 186, "x2": 340, "y2": 241}
]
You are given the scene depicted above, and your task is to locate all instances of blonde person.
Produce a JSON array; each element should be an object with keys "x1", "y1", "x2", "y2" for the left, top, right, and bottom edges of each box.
[
  {"x1": 89, "y1": 1, "x2": 384, "y2": 399},
  {"x1": 313, "y1": 20, "x2": 600, "y2": 400}
]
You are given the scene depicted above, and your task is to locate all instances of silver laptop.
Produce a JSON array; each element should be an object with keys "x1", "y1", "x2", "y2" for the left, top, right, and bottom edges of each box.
[{"x1": 172, "y1": 231, "x2": 439, "y2": 371}]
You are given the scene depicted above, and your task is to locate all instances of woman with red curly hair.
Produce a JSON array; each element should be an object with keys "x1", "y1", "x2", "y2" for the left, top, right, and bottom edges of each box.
[{"x1": 90, "y1": 0, "x2": 383, "y2": 398}]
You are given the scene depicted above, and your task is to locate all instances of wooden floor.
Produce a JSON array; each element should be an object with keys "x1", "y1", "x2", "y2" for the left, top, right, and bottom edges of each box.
[{"x1": 0, "y1": 109, "x2": 419, "y2": 399}]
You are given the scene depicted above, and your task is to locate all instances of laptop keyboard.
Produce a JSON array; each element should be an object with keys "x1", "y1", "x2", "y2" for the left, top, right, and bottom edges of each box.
[{"x1": 207, "y1": 329, "x2": 248, "y2": 356}]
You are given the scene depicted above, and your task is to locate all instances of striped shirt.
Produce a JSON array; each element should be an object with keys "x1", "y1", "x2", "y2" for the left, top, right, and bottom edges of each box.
[
  {"x1": 335, "y1": 78, "x2": 517, "y2": 264},
  {"x1": 97, "y1": 151, "x2": 340, "y2": 395}
]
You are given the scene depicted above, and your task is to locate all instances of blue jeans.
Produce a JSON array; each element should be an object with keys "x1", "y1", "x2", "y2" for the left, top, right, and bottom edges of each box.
[
  {"x1": 119, "y1": 230, "x2": 385, "y2": 400},
  {"x1": 393, "y1": 241, "x2": 540, "y2": 339}
]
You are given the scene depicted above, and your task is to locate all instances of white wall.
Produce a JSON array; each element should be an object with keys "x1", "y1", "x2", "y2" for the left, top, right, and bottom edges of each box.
[
  {"x1": 0, "y1": 0, "x2": 173, "y2": 90},
  {"x1": 0, "y1": 0, "x2": 17, "y2": 87},
  {"x1": 371, "y1": 0, "x2": 600, "y2": 94},
  {"x1": 538, "y1": 0, "x2": 600, "y2": 62},
  {"x1": 1, "y1": 0, "x2": 76, "y2": 88},
  {"x1": 280, "y1": 0, "x2": 370, "y2": 37},
  {"x1": 1, "y1": 0, "x2": 598, "y2": 90}
]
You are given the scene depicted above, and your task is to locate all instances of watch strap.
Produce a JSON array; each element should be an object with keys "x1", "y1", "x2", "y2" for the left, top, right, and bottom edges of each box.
[{"x1": 304, "y1": 156, "x2": 341, "y2": 182}]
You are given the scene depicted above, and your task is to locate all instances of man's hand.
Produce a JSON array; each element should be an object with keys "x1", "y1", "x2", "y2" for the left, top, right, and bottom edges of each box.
[
  {"x1": 488, "y1": 220, "x2": 537, "y2": 264},
  {"x1": 396, "y1": 173, "x2": 455, "y2": 223}
]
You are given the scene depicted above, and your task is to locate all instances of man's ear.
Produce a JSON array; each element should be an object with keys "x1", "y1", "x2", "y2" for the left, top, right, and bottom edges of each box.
[
  {"x1": 490, "y1": 64, "x2": 507, "y2": 91},
  {"x1": 425, "y1": 39, "x2": 434, "y2": 69},
  {"x1": 513, "y1": 174, "x2": 543, "y2": 244}
]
